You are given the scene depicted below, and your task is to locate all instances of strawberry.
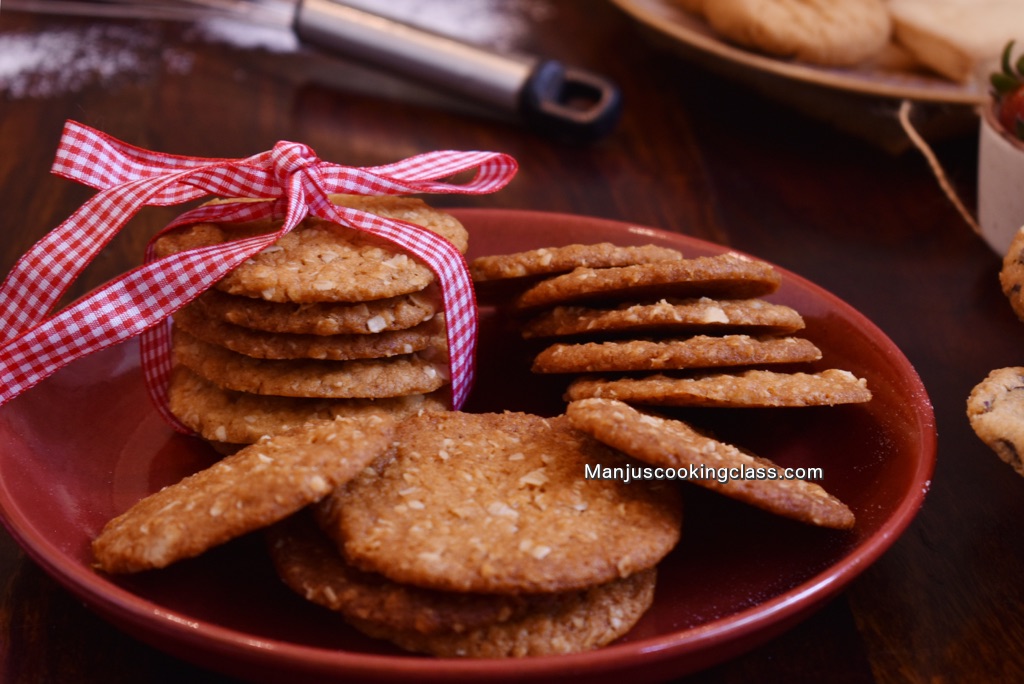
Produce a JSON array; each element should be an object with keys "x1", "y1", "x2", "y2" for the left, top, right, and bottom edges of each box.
[{"x1": 991, "y1": 41, "x2": 1024, "y2": 141}]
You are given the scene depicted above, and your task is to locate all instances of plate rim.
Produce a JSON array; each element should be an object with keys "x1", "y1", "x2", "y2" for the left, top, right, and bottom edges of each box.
[{"x1": 0, "y1": 208, "x2": 937, "y2": 681}]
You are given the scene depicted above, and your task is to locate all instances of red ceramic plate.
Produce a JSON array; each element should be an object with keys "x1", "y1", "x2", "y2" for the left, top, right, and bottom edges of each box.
[{"x1": 0, "y1": 210, "x2": 935, "y2": 682}]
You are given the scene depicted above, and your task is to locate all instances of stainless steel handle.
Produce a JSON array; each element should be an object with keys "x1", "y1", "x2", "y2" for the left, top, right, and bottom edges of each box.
[{"x1": 294, "y1": 0, "x2": 621, "y2": 141}]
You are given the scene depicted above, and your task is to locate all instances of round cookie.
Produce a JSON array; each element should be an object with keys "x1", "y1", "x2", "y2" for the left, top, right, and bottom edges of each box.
[
  {"x1": 153, "y1": 195, "x2": 467, "y2": 303},
  {"x1": 321, "y1": 411, "x2": 682, "y2": 594},
  {"x1": 173, "y1": 306, "x2": 445, "y2": 361},
  {"x1": 566, "y1": 369, "x2": 872, "y2": 407},
  {"x1": 346, "y1": 568, "x2": 657, "y2": 658},
  {"x1": 469, "y1": 243, "x2": 683, "y2": 282},
  {"x1": 521, "y1": 298, "x2": 805, "y2": 339},
  {"x1": 704, "y1": 0, "x2": 891, "y2": 67},
  {"x1": 92, "y1": 414, "x2": 395, "y2": 573},
  {"x1": 167, "y1": 366, "x2": 447, "y2": 444},
  {"x1": 967, "y1": 367, "x2": 1024, "y2": 477},
  {"x1": 172, "y1": 327, "x2": 448, "y2": 399},
  {"x1": 567, "y1": 398, "x2": 855, "y2": 529},
  {"x1": 189, "y1": 288, "x2": 439, "y2": 336},
  {"x1": 266, "y1": 513, "x2": 535, "y2": 636},
  {"x1": 1000, "y1": 227, "x2": 1024, "y2": 323},
  {"x1": 532, "y1": 335, "x2": 822, "y2": 373},
  {"x1": 514, "y1": 253, "x2": 782, "y2": 311}
]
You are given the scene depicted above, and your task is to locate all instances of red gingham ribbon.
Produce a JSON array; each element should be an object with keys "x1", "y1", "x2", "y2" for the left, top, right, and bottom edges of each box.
[{"x1": 0, "y1": 121, "x2": 517, "y2": 430}]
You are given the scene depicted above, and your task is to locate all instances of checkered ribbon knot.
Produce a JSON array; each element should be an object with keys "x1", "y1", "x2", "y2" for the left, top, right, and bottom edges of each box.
[{"x1": 0, "y1": 121, "x2": 517, "y2": 431}]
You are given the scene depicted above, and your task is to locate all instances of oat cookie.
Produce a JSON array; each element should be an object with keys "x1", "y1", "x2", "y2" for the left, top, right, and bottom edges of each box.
[
  {"x1": 567, "y1": 398, "x2": 855, "y2": 529},
  {"x1": 267, "y1": 513, "x2": 534, "y2": 635},
  {"x1": 167, "y1": 366, "x2": 446, "y2": 444},
  {"x1": 515, "y1": 253, "x2": 782, "y2": 311},
  {"x1": 521, "y1": 298, "x2": 805, "y2": 339},
  {"x1": 92, "y1": 414, "x2": 395, "y2": 573},
  {"x1": 704, "y1": 0, "x2": 891, "y2": 67},
  {"x1": 566, "y1": 369, "x2": 872, "y2": 407},
  {"x1": 967, "y1": 367, "x2": 1024, "y2": 477},
  {"x1": 1000, "y1": 227, "x2": 1024, "y2": 323},
  {"x1": 469, "y1": 243, "x2": 683, "y2": 282},
  {"x1": 153, "y1": 195, "x2": 467, "y2": 303},
  {"x1": 189, "y1": 288, "x2": 439, "y2": 336},
  {"x1": 321, "y1": 411, "x2": 682, "y2": 594},
  {"x1": 173, "y1": 305, "x2": 444, "y2": 361},
  {"x1": 173, "y1": 327, "x2": 448, "y2": 399},
  {"x1": 532, "y1": 335, "x2": 821, "y2": 374},
  {"x1": 347, "y1": 568, "x2": 656, "y2": 658}
]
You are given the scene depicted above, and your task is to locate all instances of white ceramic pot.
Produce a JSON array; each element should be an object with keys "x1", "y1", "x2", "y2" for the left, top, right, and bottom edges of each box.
[{"x1": 978, "y1": 103, "x2": 1024, "y2": 255}]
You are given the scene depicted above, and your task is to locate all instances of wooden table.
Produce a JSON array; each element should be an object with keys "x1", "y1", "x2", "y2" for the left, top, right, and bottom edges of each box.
[{"x1": 1, "y1": 2, "x2": 1021, "y2": 682}]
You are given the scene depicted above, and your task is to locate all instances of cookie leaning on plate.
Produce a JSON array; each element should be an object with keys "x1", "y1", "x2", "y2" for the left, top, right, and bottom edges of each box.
[
  {"x1": 92, "y1": 414, "x2": 395, "y2": 573},
  {"x1": 567, "y1": 398, "x2": 855, "y2": 529}
]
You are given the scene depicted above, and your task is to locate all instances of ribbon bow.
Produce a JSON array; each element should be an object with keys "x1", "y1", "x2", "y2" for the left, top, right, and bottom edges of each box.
[{"x1": 0, "y1": 121, "x2": 517, "y2": 431}]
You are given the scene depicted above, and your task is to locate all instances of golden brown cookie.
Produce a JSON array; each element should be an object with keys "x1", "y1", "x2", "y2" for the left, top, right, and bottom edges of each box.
[
  {"x1": 172, "y1": 327, "x2": 448, "y2": 399},
  {"x1": 566, "y1": 369, "x2": 872, "y2": 407},
  {"x1": 167, "y1": 366, "x2": 447, "y2": 444},
  {"x1": 267, "y1": 513, "x2": 535, "y2": 636},
  {"x1": 346, "y1": 568, "x2": 657, "y2": 658},
  {"x1": 1000, "y1": 227, "x2": 1024, "y2": 323},
  {"x1": 189, "y1": 288, "x2": 439, "y2": 336},
  {"x1": 967, "y1": 367, "x2": 1024, "y2": 478},
  {"x1": 92, "y1": 414, "x2": 395, "y2": 573},
  {"x1": 173, "y1": 305, "x2": 445, "y2": 361},
  {"x1": 321, "y1": 411, "x2": 682, "y2": 594},
  {"x1": 566, "y1": 398, "x2": 855, "y2": 529},
  {"x1": 514, "y1": 253, "x2": 781, "y2": 311},
  {"x1": 531, "y1": 335, "x2": 821, "y2": 374},
  {"x1": 521, "y1": 297, "x2": 805, "y2": 339},
  {"x1": 153, "y1": 195, "x2": 466, "y2": 303},
  {"x1": 704, "y1": 0, "x2": 891, "y2": 67},
  {"x1": 469, "y1": 243, "x2": 683, "y2": 282}
]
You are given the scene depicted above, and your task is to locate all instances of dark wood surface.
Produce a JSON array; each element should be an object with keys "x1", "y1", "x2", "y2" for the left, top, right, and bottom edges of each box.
[{"x1": 1, "y1": 1, "x2": 1022, "y2": 682}]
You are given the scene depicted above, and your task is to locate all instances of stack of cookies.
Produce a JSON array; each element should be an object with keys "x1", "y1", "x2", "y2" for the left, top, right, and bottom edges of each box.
[
  {"x1": 155, "y1": 195, "x2": 460, "y2": 448},
  {"x1": 92, "y1": 409, "x2": 684, "y2": 658},
  {"x1": 471, "y1": 242, "x2": 872, "y2": 414},
  {"x1": 471, "y1": 242, "x2": 870, "y2": 529}
]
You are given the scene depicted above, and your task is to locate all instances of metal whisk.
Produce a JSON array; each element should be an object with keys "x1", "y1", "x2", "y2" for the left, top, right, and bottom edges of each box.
[{"x1": 4, "y1": 0, "x2": 622, "y2": 141}]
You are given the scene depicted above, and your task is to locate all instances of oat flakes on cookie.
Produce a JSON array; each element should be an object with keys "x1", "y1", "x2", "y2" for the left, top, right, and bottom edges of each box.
[
  {"x1": 567, "y1": 398, "x2": 855, "y2": 529},
  {"x1": 470, "y1": 242, "x2": 683, "y2": 283},
  {"x1": 92, "y1": 414, "x2": 395, "y2": 573},
  {"x1": 172, "y1": 327, "x2": 448, "y2": 399},
  {"x1": 967, "y1": 366, "x2": 1024, "y2": 477},
  {"x1": 514, "y1": 253, "x2": 782, "y2": 311},
  {"x1": 319, "y1": 410, "x2": 682, "y2": 595},
  {"x1": 345, "y1": 568, "x2": 657, "y2": 658},
  {"x1": 167, "y1": 366, "x2": 446, "y2": 445},
  {"x1": 532, "y1": 335, "x2": 821, "y2": 374},
  {"x1": 566, "y1": 369, "x2": 872, "y2": 407},
  {"x1": 188, "y1": 288, "x2": 439, "y2": 336},
  {"x1": 173, "y1": 305, "x2": 445, "y2": 361},
  {"x1": 153, "y1": 194, "x2": 466, "y2": 303},
  {"x1": 521, "y1": 297, "x2": 806, "y2": 339}
]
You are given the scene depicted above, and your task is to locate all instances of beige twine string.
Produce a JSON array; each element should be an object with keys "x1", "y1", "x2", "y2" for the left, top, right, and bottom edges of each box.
[{"x1": 897, "y1": 98, "x2": 982, "y2": 236}]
